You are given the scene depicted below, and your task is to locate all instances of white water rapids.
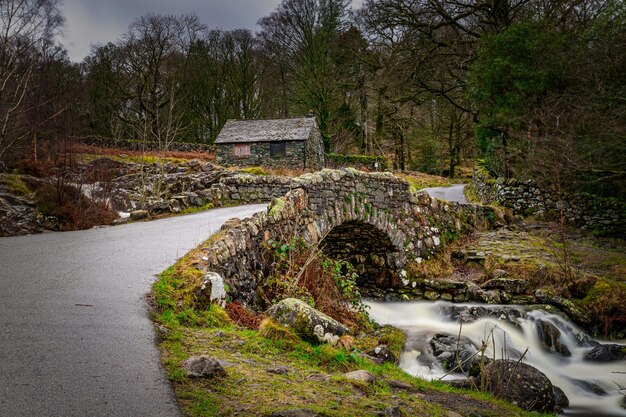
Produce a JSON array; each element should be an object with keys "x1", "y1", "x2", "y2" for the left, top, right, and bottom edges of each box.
[{"x1": 366, "y1": 300, "x2": 626, "y2": 417}]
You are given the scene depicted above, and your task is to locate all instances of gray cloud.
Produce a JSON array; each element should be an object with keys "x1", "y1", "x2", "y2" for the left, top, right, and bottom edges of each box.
[
  {"x1": 61, "y1": 0, "x2": 282, "y2": 61},
  {"x1": 62, "y1": 0, "x2": 365, "y2": 62}
]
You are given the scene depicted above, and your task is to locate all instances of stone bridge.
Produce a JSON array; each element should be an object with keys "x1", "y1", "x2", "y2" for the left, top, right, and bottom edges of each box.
[{"x1": 195, "y1": 169, "x2": 497, "y2": 305}]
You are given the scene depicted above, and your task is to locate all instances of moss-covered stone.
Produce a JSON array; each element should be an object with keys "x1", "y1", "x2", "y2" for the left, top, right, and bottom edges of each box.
[{"x1": 267, "y1": 298, "x2": 349, "y2": 344}]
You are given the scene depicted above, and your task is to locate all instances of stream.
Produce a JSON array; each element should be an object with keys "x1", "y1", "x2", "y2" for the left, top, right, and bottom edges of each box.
[{"x1": 366, "y1": 300, "x2": 626, "y2": 417}]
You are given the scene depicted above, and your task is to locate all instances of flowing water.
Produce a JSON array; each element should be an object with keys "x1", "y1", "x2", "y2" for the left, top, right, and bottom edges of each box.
[{"x1": 365, "y1": 300, "x2": 626, "y2": 417}]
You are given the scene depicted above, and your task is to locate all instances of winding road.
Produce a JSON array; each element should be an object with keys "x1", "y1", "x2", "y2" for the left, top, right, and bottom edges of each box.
[
  {"x1": 0, "y1": 204, "x2": 266, "y2": 417},
  {"x1": 423, "y1": 184, "x2": 468, "y2": 204}
]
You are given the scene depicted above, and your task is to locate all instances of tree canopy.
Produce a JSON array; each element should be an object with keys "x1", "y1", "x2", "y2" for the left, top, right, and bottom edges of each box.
[{"x1": 1, "y1": 0, "x2": 624, "y2": 195}]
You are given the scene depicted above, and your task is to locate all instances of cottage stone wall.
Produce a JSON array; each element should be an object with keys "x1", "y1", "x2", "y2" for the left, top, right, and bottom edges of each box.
[
  {"x1": 306, "y1": 129, "x2": 326, "y2": 169},
  {"x1": 193, "y1": 169, "x2": 499, "y2": 306},
  {"x1": 217, "y1": 141, "x2": 317, "y2": 169},
  {"x1": 216, "y1": 141, "x2": 303, "y2": 168},
  {"x1": 471, "y1": 167, "x2": 625, "y2": 237}
]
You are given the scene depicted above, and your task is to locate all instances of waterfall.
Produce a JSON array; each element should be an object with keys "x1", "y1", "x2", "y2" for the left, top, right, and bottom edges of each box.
[{"x1": 366, "y1": 300, "x2": 626, "y2": 417}]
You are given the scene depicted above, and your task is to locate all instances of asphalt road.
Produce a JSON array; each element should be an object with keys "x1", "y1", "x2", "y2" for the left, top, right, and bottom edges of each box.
[
  {"x1": 0, "y1": 204, "x2": 267, "y2": 417},
  {"x1": 423, "y1": 184, "x2": 468, "y2": 204}
]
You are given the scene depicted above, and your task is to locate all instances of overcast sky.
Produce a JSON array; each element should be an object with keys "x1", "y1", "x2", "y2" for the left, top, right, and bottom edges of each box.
[{"x1": 61, "y1": 0, "x2": 364, "y2": 62}]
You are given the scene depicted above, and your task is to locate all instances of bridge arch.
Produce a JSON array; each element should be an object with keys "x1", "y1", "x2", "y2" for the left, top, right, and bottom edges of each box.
[
  {"x1": 319, "y1": 220, "x2": 399, "y2": 287},
  {"x1": 198, "y1": 169, "x2": 494, "y2": 305}
]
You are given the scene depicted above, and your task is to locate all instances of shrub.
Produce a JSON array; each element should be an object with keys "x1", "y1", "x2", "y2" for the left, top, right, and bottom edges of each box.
[
  {"x1": 226, "y1": 302, "x2": 262, "y2": 329},
  {"x1": 35, "y1": 181, "x2": 117, "y2": 231},
  {"x1": 259, "y1": 238, "x2": 368, "y2": 331}
]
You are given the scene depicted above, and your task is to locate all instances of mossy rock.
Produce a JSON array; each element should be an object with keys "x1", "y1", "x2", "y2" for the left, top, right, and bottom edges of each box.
[{"x1": 267, "y1": 298, "x2": 349, "y2": 344}]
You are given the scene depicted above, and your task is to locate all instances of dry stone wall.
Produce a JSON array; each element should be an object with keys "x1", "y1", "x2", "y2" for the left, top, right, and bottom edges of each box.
[
  {"x1": 192, "y1": 169, "x2": 499, "y2": 306},
  {"x1": 471, "y1": 167, "x2": 625, "y2": 237}
]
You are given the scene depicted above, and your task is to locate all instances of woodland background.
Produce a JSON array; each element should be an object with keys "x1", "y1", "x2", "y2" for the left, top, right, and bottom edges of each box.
[{"x1": 1, "y1": 0, "x2": 624, "y2": 197}]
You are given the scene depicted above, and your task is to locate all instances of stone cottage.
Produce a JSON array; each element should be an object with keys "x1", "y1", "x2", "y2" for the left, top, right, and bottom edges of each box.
[{"x1": 215, "y1": 116, "x2": 325, "y2": 169}]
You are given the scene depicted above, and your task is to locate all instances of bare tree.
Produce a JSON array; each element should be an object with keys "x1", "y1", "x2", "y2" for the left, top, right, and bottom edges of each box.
[
  {"x1": 258, "y1": 0, "x2": 351, "y2": 151},
  {"x1": 0, "y1": 0, "x2": 64, "y2": 160}
]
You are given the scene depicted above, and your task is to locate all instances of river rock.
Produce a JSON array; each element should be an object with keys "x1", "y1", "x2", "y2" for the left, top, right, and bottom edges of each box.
[
  {"x1": 388, "y1": 380, "x2": 415, "y2": 390},
  {"x1": 182, "y1": 356, "x2": 227, "y2": 378},
  {"x1": 535, "y1": 319, "x2": 571, "y2": 357},
  {"x1": 534, "y1": 289, "x2": 591, "y2": 324},
  {"x1": 583, "y1": 344, "x2": 626, "y2": 362},
  {"x1": 483, "y1": 360, "x2": 555, "y2": 412},
  {"x1": 367, "y1": 344, "x2": 398, "y2": 364},
  {"x1": 442, "y1": 305, "x2": 523, "y2": 326},
  {"x1": 570, "y1": 378, "x2": 608, "y2": 395},
  {"x1": 430, "y1": 333, "x2": 481, "y2": 375},
  {"x1": 266, "y1": 298, "x2": 349, "y2": 344},
  {"x1": 266, "y1": 366, "x2": 290, "y2": 375}
]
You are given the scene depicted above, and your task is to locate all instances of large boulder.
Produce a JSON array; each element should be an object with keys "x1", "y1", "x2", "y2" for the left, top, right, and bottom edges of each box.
[
  {"x1": 584, "y1": 344, "x2": 626, "y2": 362},
  {"x1": 266, "y1": 298, "x2": 349, "y2": 344},
  {"x1": 182, "y1": 356, "x2": 227, "y2": 379},
  {"x1": 430, "y1": 333, "x2": 481, "y2": 375},
  {"x1": 483, "y1": 360, "x2": 555, "y2": 413}
]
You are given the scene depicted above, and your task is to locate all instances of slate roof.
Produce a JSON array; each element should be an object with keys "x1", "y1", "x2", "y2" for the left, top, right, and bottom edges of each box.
[{"x1": 214, "y1": 117, "x2": 317, "y2": 144}]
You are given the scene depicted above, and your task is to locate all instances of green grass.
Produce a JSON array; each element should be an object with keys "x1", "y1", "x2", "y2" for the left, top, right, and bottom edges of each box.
[
  {"x1": 154, "y1": 317, "x2": 541, "y2": 417},
  {"x1": 0, "y1": 173, "x2": 31, "y2": 196},
  {"x1": 398, "y1": 172, "x2": 451, "y2": 190},
  {"x1": 179, "y1": 203, "x2": 215, "y2": 215}
]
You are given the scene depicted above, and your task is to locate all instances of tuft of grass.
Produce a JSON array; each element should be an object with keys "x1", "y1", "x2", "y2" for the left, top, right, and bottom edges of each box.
[
  {"x1": 179, "y1": 202, "x2": 214, "y2": 215},
  {"x1": 241, "y1": 166, "x2": 269, "y2": 176},
  {"x1": 406, "y1": 250, "x2": 455, "y2": 280},
  {"x1": 259, "y1": 237, "x2": 369, "y2": 332},
  {"x1": 152, "y1": 251, "x2": 233, "y2": 328},
  {"x1": 0, "y1": 174, "x2": 31, "y2": 196},
  {"x1": 153, "y1": 264, "x2": 204, "y2": 312},
  {"x1": 353, "y1": 325, "x2": 406, "y2": 360},
  {"x1": 259, "y1": 318, "x2": 298, "y2": 342},
  {"x1": 397, "y1": 171, "x2": 452, "y2": 190}
]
